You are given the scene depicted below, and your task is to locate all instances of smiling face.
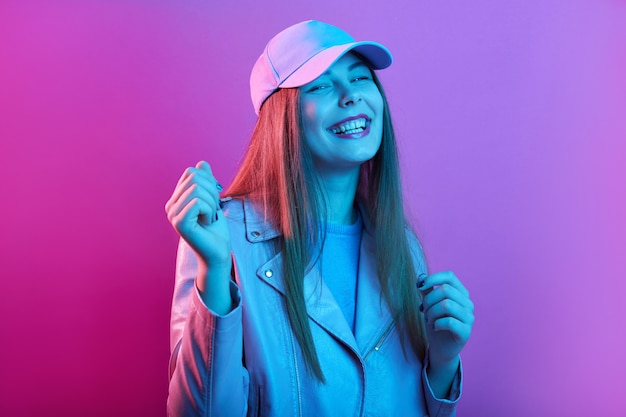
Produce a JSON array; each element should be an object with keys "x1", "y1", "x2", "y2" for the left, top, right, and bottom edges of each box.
[{"x1": 299, "y1": 53, "x2": 384, "y2": 176}]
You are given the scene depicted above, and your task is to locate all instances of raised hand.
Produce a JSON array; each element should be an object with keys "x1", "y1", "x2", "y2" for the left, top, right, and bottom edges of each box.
[
  {"x1": 165, "y1": 161, "x2": 233, "y2": 313},
  {"x1": 418, "y1": 271, "x2": 474, "y2": 396}
]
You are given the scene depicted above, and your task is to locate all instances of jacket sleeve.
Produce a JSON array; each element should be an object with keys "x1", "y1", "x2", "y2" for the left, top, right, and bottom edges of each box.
[
  {"x1": 167, "y1": 238, "x2": 250, "y2": 417},
  {"x1": 406, "y1": 229, "x2": 463, "y2": 416},
  {"x1": 422, "y1": 353, "x2": 463, "y2": 417}
]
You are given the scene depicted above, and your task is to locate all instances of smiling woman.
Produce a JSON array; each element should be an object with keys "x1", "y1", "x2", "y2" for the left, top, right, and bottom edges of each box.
[
  {"x1": 300, "y1": 53, "x2": 385, "y2": 177},
  {"x1": 164, "y1": 20, "x2": 474, "y2": 416}
]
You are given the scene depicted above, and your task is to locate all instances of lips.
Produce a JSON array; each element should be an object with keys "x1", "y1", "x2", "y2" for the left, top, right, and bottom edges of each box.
[{"x1": 328, "y1": 114, "x2": 370, "y2": 137}]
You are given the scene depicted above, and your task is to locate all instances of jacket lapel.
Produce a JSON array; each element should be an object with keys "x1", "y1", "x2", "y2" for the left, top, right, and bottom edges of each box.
[
  {"x1": 353, "y1": 229, "x2": 394, "y2": 357},
  {"x1": 301, "y1": 265, "x2": 358, "y2": 352},
  {"x1": 256, "y1": 251, "x2": 359, "y2": 354}
]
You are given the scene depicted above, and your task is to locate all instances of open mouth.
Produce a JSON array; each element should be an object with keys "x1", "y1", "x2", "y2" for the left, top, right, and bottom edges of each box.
[{"x1": 328, "y1": 116, "x2": 369, "y2": 136}]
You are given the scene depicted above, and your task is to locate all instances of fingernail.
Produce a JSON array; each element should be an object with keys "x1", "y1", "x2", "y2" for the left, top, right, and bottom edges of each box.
[
  {"x1": 419, "y1": 303, "x2": 424, "y2": 312},
  {"x1": 216, "y1": 183, "x2": 223, "y2": 191},
  {"x1": 219, "y1": 196, "x2": 232, "y2": 209}
]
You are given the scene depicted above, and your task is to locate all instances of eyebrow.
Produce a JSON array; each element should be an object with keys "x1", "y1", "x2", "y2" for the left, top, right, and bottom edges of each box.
[{"x1": 347, "y1": 61, "x2": 368, "y2": 71}]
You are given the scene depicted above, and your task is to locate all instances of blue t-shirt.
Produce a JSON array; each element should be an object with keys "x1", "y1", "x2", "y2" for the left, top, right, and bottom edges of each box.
[{"x1": 318, "y1": 213, "x2": 363, "y2": 333}]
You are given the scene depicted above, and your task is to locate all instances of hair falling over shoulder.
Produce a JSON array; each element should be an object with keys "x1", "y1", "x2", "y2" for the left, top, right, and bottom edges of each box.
[{"x1": 226, "y1": 77, "x2": 428, "y2": 382}]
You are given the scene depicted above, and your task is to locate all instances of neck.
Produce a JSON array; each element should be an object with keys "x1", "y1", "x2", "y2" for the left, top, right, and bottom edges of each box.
[{"x1": 316, "y1": 167, "x2": 360, "y2": 225}]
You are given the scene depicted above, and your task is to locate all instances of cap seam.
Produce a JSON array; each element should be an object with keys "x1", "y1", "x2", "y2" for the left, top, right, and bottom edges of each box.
[
  {"x1": 278, "y1": 42, "x2": 353, "y2": 87},
  {"x1": 266, "y1": 44, "x2": 281, "y2": 84}
]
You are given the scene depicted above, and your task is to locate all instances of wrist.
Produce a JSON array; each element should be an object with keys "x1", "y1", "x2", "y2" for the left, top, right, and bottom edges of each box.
[
  {"x1": 428, "y1": 353, "x2": 460, "y2": 374},
  {"x1": 426, "y1": 353, "x2": 460, "y2": 400},
  {"x1": 427, "y1": 356, "x2": 461, "y2": 375},
  {"x1": 196, "y1": 260, "x2": 233, "y2": 315},
  {"x1": 197, "y1": 257, "x2": 231, "y2": 278}
]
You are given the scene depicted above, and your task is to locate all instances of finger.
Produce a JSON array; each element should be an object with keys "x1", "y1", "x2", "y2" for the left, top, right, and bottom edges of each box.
[
  {"x1": 165, "y1": 165, "x2": 216, "y2": 212},
  {"x1": 431, "y1": 316, "x2": 472, "y2": 342},
  {"x1": 196, "y1": 159, "x2": 215, "y2": 171},
  {"x1": 166, "y1": 173, "x2": 198, "y2": 212},
  {"x1": 416, "y1": 272, "x2": 433, "y2": 297},
  {"x1": 170, "y1": 183, "x2": 218, "y2": 222},
  {"x1": 179, "y1": 183, "x2": 218, "y2": 218},
  {"x1": 186, "y1": 165, "x2": 220, "y2": 187},
  {"x1": 167, "y1": 162, "x2": 223, "y2": 209},
  {"x1": 175, "y1": 162, "x2": 219, "y2": 194},
  {"x1": 172, "y1": 196, "x2": 216, "y2": 237},
  {"x1": 170, "y1": 172, "x2": 220, "y2": 210},
  {"x1": 166, "y1": 168, "x2": 192, "y2": 213},
  {"x1": 196, "y1": 160, "x2": 211, "y2": 172},
  {"x1": 424, "y1": 297, "x2": 474, "y2": 327},
  {"x1": 422, "y1": 283, "x2": 474, "y2": 312},
  {"x1": 195, "y1": 161, "x2": 224, "y2": 190},
  {"x1": 418, "y1": 271, "x2": 470, "y2": 297},
  {"x1": 173, "y1": 166, "x2": 194, "y2": 190}
]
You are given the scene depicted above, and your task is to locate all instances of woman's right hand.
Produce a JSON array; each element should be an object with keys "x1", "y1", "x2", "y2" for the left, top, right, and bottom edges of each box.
[{"x1": 165, "y1": 161, "x2": 233, "y2": 312}]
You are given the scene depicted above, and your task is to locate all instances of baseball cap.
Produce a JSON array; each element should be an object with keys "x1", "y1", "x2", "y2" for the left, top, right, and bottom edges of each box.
[{"x1": 250, "y1": 20, "x2": 393, "y2": 115}]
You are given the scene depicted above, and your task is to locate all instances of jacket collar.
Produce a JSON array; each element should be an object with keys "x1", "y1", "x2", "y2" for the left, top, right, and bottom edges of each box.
[
  {"x1": 242, "y1": 196, "x2": 375, "y2": 242},
  {"x1": 242, "y1": 197, "x2": 281, "y2": 242}
]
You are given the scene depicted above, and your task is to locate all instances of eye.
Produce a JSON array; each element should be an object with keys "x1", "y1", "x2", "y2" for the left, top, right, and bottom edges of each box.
[
  {"x1": 306, "y1": 84, "x2": 328, "y2": 92},
  {"x1": 352, "y1": 74, "x2": 372, "y2": 82}
]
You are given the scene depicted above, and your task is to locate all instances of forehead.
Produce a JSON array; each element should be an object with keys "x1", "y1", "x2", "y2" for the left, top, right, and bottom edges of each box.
[
  {"x1": 324, "y1": 52, "x2": 369, "y2": 74},
  {"x1": 298, "y1": 52, "x2": 372, "y2": 90}
]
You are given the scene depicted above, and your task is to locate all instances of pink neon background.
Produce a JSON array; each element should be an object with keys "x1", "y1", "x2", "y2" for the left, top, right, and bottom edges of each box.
[{"x1": 1, "y1": 1, "x2": 625, "y2": 416}]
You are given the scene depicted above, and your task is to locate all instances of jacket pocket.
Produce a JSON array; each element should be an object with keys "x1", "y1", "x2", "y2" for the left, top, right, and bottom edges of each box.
[{"x1": 363, "y1": 322, "x2": 396, "y2": 362}]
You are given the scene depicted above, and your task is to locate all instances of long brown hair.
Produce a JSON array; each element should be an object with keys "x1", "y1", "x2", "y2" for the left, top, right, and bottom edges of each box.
[{"x1": 226, "y1": 71, "x2": 428, "y2": 382}]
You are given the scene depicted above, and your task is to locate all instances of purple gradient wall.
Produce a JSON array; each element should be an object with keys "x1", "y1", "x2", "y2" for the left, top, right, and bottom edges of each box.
[{"x1": 1, "y1": 1, "x2": 624, "y2": 416}]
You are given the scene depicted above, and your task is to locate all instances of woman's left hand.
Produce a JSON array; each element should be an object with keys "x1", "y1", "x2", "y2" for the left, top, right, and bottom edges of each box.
[{"x1": 418, "y1": 271, "x2": 474, "y2": 367}]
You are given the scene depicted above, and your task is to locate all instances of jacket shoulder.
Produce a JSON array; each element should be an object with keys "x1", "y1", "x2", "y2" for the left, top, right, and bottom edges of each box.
[{"x1": 221, "y1": 196, "x2": 281, "y2": 244}]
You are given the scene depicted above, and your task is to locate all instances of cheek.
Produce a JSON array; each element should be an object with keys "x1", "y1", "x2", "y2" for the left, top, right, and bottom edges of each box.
[
  {"x1": 373, "y1": 93, "x2": 384, "y2": 115},
  {"x1": 364, "y1": 84, "x2": 384, "y2": 113},
  {"x1": 300, "y1": 103, "x2": 322, "y2": 152},
  {"x1": 300, "y1": 102, "x2": 321, "y2": 136},
  {"x1": 374, "y1": 97, "x2": 385, "y2": 136},
  {"x1": 301, "y1": 99, "x2": 320, "y2": 122}
]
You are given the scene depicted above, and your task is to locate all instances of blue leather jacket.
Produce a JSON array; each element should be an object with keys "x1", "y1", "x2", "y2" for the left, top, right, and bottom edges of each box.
[{"x1": 168, "y1": 198, "x2": 462, "y2": 416}]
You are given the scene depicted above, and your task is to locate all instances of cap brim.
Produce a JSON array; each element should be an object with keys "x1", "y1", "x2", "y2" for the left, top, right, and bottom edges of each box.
[{"x1": 279, "y1": 41, "x2": 392, "y2": 89}]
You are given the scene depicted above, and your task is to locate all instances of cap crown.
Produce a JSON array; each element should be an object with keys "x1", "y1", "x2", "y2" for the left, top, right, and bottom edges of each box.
[{"x1": 250, "y1": 20, "x2": 392, "y2": 115}]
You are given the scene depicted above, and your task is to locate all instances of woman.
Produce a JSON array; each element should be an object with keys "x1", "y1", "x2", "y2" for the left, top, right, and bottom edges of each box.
[{"x1": 165, "y1": 20, "x2": 474, "y2": 416}]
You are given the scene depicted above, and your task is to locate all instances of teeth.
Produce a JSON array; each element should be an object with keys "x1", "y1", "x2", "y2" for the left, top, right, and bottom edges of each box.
[{"x1": 331, "y1": 118, "x2": 367, "y2": 134}]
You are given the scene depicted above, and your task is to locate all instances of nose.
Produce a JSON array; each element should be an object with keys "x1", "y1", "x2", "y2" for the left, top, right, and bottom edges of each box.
[{"x1": 339, "y1": 85, "x2": 362, "y2": 107}]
